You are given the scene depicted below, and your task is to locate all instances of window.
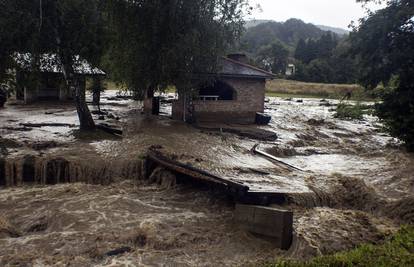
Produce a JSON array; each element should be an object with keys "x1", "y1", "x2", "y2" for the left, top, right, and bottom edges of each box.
[{"x1": 198, "y1": 80, "x2": 236, "y2": 101}]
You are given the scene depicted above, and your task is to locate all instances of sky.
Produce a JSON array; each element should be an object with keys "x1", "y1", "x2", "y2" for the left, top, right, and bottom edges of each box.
[{"x1": 249, "y1": 0, "x2": 386, "y2": 29}]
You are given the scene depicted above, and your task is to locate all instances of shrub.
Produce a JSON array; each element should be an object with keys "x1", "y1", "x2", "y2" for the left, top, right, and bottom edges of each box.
[
  {"x1": 267, "y1": 226, "x2": 414, "y2": 267},
  {"x1": 375, "y1": 86, "x2": 414, "y2": 152},
  {"x1": 334, "y1": 103, "x2": 366, "y2": 120}
]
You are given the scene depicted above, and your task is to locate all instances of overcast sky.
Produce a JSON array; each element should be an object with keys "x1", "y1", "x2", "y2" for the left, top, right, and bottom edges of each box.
[{"x1": 249, "y1": 0, "x2": 385, "y2": 29}]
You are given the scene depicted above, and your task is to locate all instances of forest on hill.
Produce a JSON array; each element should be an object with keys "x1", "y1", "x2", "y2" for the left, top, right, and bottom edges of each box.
[{"x1": 240, "y1": 19, "x2": 357, "y2": 84}]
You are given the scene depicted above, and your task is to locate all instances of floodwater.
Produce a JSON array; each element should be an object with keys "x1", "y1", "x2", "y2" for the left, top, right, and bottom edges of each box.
[{"x1": 0, "y1": 92, "x2": 413, "y2": 266}]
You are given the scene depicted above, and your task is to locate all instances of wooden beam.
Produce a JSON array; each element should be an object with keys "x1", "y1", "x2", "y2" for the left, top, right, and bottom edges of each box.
[
  {"x1": 147, "y1": 150, "x2": 249, "y2": 197},
  {"x1": 252, "y1": 144, "x2": 303, "y2": 171},
  {"x1": 146, "y1": 150, "x2": 290, "y2": 205}
]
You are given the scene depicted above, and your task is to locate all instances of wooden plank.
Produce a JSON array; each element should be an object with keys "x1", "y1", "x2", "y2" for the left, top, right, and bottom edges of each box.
[
  {"x1": 146, "y1": 150, "x2": 291, "y2": 205},
  {"x1": 146, "y1": 151, "x2": 249, "y2": 196},
  {"x1": 235, "y1": 204, "x2": 293, "y2": 250}
]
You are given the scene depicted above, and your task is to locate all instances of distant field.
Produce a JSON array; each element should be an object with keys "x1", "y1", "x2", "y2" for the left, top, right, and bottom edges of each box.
[
  {"x1": 92, "y1": 78, "x2": 372, "y2": 100},
  {"x1": 266, "y1": 79, "x2": 369, "y2": 100}
]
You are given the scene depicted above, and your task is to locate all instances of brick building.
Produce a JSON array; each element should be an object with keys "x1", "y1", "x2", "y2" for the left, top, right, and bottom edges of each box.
[{"x1": 171, "y1": 54, "x2": 274, "y2": 124}]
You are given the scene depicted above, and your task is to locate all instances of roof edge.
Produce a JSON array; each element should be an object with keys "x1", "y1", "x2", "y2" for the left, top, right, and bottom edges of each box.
[{"x1": 221, "y1": 56, "x2": 276, "y2": 78}]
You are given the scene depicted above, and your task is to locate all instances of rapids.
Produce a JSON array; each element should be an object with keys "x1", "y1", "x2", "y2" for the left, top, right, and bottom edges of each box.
[{"x1": 0, "y1": 92, "x2": 413, "y2": 266}]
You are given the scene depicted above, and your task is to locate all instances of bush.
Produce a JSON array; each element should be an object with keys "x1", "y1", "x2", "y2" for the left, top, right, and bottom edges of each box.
[
  {"x1": 334, "y1": 103, "x2": 367, "y2": 120},
  {"x1": 267, "y1": 226, "x2": 414, "y2": 267},
  {"x1": 375, "y1": 86, "x2": 414, "y2": 152}
]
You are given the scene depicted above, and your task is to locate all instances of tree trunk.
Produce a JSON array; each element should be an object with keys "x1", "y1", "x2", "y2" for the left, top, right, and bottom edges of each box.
[
  {"x1": 143, "y1": 86, "x2": 155, "y2": 114},
  {"x1": 52, "y1": 1, "x2": 95, "y2": 130},
  {"x1": 58, "y1": 54, "x2": 95, "y2": 130},
  {"x1": 0, "y1": 88, "x2": 6, "y2": 108},
  {"x1": 73, "y1": 78, "x2": 95, "y2": 130},
  {"x1": 92, "y1": 77, "x2": 101, "y2": 112},
  {"x1": 92, "y1": 89, "x2": 101, "y2": 106}
]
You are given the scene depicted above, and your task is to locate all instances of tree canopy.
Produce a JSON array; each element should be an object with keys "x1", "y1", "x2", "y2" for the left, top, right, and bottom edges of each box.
[
  {"x1": 350, "y1": 0, "x2": 414, "y2": 150},
  {"x1": 106, "y1": 0, "x2": 249, "y2": 95},
  {"x1": 256, "y1": 40, "x2": 289, "y2": 75},
  {"x1": 241, "y1": 19, "x2": 326, "y2": 52},
  {"x1": 0, "y1": 0, "x2": 249, "y2": 128},
  {"x1": 239, "y1": 19, "x2": 358, "y2": 84}
]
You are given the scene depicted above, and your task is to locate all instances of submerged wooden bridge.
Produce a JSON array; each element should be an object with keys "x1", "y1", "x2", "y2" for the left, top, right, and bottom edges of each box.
[
  {"x1": 145, "y1": 149, "x2": 288, "y2": 206},
  {"x1": 145, "y1": 149, "x2": 295, "y2": 250}
]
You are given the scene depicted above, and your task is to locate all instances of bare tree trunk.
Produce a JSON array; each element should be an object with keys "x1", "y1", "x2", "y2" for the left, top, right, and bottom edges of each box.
[
  {"x1": 92, "y1": 89, "x2": 101, "y2": 106},
  {"x1": 92, "y1": 77, "x2": 101, "y2": 112},
  {"x1": 93, "y1": 89, "x2": 101, "y2": 112}
]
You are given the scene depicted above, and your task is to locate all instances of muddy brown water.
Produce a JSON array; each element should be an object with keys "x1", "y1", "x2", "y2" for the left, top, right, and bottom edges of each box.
[{"x1": 0, "y1": 92, "x2": 413, "y2": 266}]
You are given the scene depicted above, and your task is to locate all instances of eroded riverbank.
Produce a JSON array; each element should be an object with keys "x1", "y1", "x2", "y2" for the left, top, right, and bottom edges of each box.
[{"x1": 1, "y1": 92, "x2": 413, "y2": 266}]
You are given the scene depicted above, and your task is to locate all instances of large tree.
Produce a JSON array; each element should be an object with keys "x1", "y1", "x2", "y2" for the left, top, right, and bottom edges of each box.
[
  {"x1": 105, "y1": 0, "x2": 249, "y2": 98},
  {"x1": 350, "y1": 0, "x2": 414, "y2": 150},
  {"x1": 0, "y1": 0, "x2": 106, "y2": 130}
]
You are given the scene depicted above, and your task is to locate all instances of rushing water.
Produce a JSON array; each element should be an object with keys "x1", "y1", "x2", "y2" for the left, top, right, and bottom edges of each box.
[{"x1": 0, "y1": 92, "x2": 413, "y2": 266}]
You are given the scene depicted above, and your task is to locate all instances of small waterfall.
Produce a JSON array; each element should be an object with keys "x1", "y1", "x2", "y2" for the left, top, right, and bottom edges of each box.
[
  {"x1": 0, "y1": 154, "x2": 144, "y2": 188},
  {"x1": 286, "y1": 190, "x2": 334, "y2": 208}
]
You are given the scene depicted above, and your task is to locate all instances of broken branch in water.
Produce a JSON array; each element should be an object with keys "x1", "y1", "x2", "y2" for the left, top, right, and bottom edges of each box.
[
  {"x1": 20, "y1": 122, "x2": 76, "y2": 128},
  {"x1": 96, "y1": 123, "x2": 123, "y2": 136},
  {"x1": 251, "y1": 144, "x2": 304, "y2": 172}
]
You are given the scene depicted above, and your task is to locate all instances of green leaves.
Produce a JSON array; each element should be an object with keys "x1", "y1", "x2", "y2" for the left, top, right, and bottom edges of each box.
[
  {"x1": 106, "y1": 0, "x2": 248, "y2": 94},
  {"x1": 257, "y1": 40, "x2": 289, "y2": 75},
  {"x1": 350, "y1": 0, "x2": 414, "y2": 150}
]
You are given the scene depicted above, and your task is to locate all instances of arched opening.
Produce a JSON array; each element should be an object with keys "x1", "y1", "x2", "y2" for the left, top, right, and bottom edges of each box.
[{"x1": 198, "y1": 80, "x2": 236, "y2": 101}]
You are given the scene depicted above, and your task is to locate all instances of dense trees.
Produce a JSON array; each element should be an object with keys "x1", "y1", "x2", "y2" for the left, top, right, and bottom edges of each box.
[
  {"x1": 256, "y1": 40, "x2": 289, "y2": 74},
  {"x1": 105, "y1": 0, "x2": 248, "y2": 99},
  {"x1": 242, "y1": 19, "x2": 326, "y2": 52},
  {"x1": 241, "y1": 19, "x2": 358, "y2": 84},
  {"x1": 292, "y1": 33, "x2": 358, "y2": 84},
  {"x1": 350, "y1": 0, "x2": 414, "y2": 150},
  {"x1": 0, "y1": 0, "x2": 248, "y2": 129}
]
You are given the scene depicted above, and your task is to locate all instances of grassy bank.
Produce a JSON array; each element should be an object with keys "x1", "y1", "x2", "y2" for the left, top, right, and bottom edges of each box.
[
  {"x1": 267, "y1": 226, "x2": 414, "y2": 267},
  {"x1": 266, "y1": 79, "x2": 373, "y2": 100}
]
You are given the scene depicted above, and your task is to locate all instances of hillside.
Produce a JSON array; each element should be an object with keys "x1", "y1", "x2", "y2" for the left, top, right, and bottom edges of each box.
[
  {"x1": 245, "y1": 19, "x2": 272, "y2": 28},
  {"x1": 245, "y1": 19, "x2": 349, "y2": 35},
  {"x1": 242, "y1": 18, "x2": 330, "y2": 52},
  {"x1": 316, "y1": 25, "x2": 349, "y2": 35}
]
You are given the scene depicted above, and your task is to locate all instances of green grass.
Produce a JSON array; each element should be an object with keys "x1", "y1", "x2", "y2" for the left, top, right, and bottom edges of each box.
[
  {"x1": 265, "y1": 91, "x2": 333, "y2": 99},
  {"x1": 267, "y1": 226, "x2": 414, "y2": 267},
  {"x1": 266, "y1": 79, "x2": 377, "y2": 101}
]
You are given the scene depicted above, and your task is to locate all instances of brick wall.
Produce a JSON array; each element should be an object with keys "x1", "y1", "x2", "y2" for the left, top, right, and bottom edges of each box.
[
  {"x1": 172, "y1": 77, "x2": 266, "y2": 124},
  {"x1": 194, "y1": 77, "x2": 265, "y2": 123}
]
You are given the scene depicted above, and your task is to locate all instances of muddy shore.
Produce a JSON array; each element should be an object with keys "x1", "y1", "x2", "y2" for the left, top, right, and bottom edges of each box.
[{"x1": 0, "y1": 92, "x2": 413, "y2": 266}]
